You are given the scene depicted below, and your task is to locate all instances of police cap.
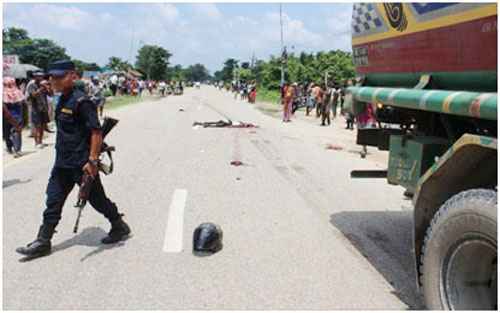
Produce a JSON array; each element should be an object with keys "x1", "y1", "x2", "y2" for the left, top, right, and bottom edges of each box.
[{"x1": 48, "y1": 60, "x2": 75, "y2": 76}]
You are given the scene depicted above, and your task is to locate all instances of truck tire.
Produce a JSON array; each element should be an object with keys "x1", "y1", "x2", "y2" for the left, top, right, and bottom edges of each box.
[{"x1": 420, "y1": 189, "x2": 497, "y2": 310}]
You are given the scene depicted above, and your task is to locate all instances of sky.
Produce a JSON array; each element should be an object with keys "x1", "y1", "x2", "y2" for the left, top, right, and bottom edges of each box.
[{"x1": 3, "y1": 2, "x2": 354, "y2": 74}]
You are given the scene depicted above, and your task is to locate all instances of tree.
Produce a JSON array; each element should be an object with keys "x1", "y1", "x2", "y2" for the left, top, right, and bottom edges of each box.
[
  {"x1": 165, "y1": 64, "x2": 184, "y2": 81},
  {"x1": 3, "y1": 27, "x2": 70, "y2": 70},
  {"x1": 106, "y1": 56, "x2": 124, "y2": 69},
  {"x1": 213, "y1": 70, "x2": 222, "y2": 82},
  {"x1": 184, "y1": 63, "x2": 210, "y2": 82},
  {"x1": 241, "y1": 62, "x2": 250, "y2": 70},
  {"x1": 234, "y1": 68, "x2": 252, "y2": 81},
  {"x1": 222, "y1": 50, "x2": 356, "y2": 89},
  {"x1": 3, "y1": 27, "x2": 29, "y2": 42},
  {"x1": 220, "y1": 58, "x2": 239, "y2": 81},
  {"x1": 73, "y1": 59, "x2": 101, "y2": 71},
  {"x1": 135, "y1": 45, "x2": 172, "y2": 80}
]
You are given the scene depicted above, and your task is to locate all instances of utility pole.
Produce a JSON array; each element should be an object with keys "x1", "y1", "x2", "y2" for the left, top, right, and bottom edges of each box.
[
  {"x1": 250, "y1": 51, "x2": 256, "y2": 70},
  {"x1": 128, "y1": 29, "x2": 135, "y2": 75},
  {"x1": 280, "y1": 3, "x2": 285, "y2": 98},
  {"x1": 325, "y1": 71, "x2": 329, "y2": 86}
]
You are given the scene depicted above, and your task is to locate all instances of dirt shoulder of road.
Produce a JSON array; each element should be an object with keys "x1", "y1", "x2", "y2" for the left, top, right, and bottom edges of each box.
[{"x1": 252, "y1": 98, "x2": 390, "y2": 168}]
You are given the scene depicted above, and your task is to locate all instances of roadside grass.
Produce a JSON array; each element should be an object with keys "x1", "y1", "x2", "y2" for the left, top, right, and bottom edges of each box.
[
  {"x1": 256, "y1": 88, "x2": 281, "y2": 104},
  {"x1": 260, "y1": 107, "x2": 281, "y2": 113},
  {"x1": 105, "y1": 94, "x2": 144, "y2": 110}
]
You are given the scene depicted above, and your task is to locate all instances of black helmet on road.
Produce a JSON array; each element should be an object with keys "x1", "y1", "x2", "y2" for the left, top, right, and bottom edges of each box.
[{"x1": 193, "y1": 223, "x2": 223, "y2": 253}]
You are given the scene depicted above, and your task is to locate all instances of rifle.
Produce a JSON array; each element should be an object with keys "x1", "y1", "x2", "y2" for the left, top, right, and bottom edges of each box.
[{"x1": 73, "y1": 116, "x2": 119, "y2": 233}]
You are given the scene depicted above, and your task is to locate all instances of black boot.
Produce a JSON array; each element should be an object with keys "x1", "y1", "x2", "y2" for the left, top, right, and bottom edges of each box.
[
  {"x1": 101, "y1": 215, "x2": 131, "y2": 244},
  {"x1": 16, "y1": 224, "x2": 55, "y2": 257}
]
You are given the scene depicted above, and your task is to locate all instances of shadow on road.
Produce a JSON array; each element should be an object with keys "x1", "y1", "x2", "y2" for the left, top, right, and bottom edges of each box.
[
  {"x1": 330, "y1": 211, "x2": 425, "y2": 310},
  {"x1": 3, "y1": 178, "x2": 32, "y2": 189},
  {"x1": 52, "y1": 227, "x2": 127, "y2": 262}
]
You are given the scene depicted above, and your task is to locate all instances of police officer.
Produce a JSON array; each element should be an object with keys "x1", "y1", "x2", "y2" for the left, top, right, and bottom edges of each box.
[{"x1": 16, "y1": 60, "x2": 130, "y2": 258}]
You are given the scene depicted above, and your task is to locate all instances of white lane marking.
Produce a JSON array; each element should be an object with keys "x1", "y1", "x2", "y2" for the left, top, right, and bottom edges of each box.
[{"x1": 162, "y1": 189, "x2": 188, "y2": 253}]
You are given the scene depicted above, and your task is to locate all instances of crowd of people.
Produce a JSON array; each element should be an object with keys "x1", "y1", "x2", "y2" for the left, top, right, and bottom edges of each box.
[
  {"x1": 282, "y1": 79, "x2": 376, "y2": 158},
  {"x1": 107, "y1": 76, "x2": 185, "y2": 97},
  {"x1": 215, "y1": 80, "x2": 258, "y2": 104},
  {"x1": 3, "y1": 66, "x2": 194, "y2": 159},
  {"x1": 214, "y1": 78, "x2": 376, "y2": 158},
  {"x1": 3, "y1": 70, "x2": 57, "y2": 157},
  {"x1": 3, "y1": 70, "x2": 112, "y2": 158}
]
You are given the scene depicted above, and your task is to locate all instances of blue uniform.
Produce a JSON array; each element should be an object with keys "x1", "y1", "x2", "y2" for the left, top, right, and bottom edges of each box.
[{"x1": 43, "y1": 89, "x2": 120, "y2": 228}]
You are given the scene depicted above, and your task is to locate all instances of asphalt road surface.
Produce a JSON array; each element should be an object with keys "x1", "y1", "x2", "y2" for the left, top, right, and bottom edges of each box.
[{"x1": 3, "y1": 86, "x2": 424, "y2": 309}]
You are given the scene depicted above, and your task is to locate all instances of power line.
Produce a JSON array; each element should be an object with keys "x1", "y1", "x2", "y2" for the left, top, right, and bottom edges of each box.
[
  {"x1": 128, "y1": 29, "x2": 135, "y2": 72},
  {"x1": 280, "y1": 3, "x2": 284, "y2": 90}
]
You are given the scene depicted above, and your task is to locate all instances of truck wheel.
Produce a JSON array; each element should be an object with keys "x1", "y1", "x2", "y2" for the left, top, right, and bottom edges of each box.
[{"x1": 420, "y1": 189, "x2": 497, "y2": 310}]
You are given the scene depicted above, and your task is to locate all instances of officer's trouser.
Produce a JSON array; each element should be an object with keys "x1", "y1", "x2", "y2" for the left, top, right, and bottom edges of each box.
[{"x1": 43, "y1": 167, "x2": 121, "y2": 228}]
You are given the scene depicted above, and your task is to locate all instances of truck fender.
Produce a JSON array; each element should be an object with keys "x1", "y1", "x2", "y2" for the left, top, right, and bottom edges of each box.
[{"x1": 412, "y1": 134, "x2": 497, "y2": 284}]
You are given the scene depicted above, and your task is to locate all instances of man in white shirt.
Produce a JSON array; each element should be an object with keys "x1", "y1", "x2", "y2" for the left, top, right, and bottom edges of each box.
[
  {"x1": 109, "y1": 74, "x2": 118, "y2": 96},
  {"x1": 89, "y1": 76, "x2": 105, "y2": 117}
]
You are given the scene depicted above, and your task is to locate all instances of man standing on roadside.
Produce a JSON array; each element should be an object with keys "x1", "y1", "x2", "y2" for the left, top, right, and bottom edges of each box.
[
  {"x1": 138, "y1": 78, "x2": 144, "y2": 97},
  {"x1": 25, "y1": 70, "x2": 36, "y2": 138},
  {"x1": 16, "y1": 60, "x2": 131, "y2": 258},
  {"x1": 27, "y1": 71, "x2": 52, "y2": 149},
  {"x1": 109, "y1": 73, "x2": 118, "y2": 96},
  {"x1": 89, "y1": 75, "x2": 105, "y2": 117}
]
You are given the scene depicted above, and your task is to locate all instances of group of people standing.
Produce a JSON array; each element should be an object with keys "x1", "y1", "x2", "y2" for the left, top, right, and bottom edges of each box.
[
  {"x1": 282, "y1": 80, "x2": 350, "y2": 125},
  {"x1": 216, "y1": 80, "x2": 257, "y2": 103},
  {"x1": 282, "y1": 79, "x2": 376, "y2": 158},
  {"x1": 3, "y1": 70, "x2": 55, "y2": 157},
  {"x1": 2, "y1": 69, "x2": 109, "y2": 158}
]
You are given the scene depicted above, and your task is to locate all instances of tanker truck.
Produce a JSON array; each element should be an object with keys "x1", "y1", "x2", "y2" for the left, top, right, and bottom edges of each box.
[{"x1": 345, "y1": 3, "x2": 497, "y2": 310}]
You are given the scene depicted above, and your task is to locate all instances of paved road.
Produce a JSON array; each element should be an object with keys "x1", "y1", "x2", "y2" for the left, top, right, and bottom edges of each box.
[{"x1": 3, "y1": 86, "x2": 424, "y2": 309}]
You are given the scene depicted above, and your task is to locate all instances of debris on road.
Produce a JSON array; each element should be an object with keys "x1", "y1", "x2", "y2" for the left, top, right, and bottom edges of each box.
[
  {"x1": 179, "y1": 109, "x2": 185, "y2": 112},
  {"x1": 230, "y1": 161, "x2": 244, "y2": 166},
  {"x1": 325, "y1": 144, "x2": 343, "y2": 151}
]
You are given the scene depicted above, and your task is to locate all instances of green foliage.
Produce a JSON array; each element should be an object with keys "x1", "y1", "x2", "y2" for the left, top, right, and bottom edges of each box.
[
  {"x1": 3, "y1": 27, "x2": 70, "y2": 71},
  {"x1": 73, "y1": 59, "x2": 101, "y2": 71},
  {"x1": 213, "y1": 70, "x2": 222, "y2": 81},
  {"x1": 220, "y1": 58, "x2": 239, "y2": 81},
  {"x1": 166, "y1": 64, "x2": 184, "y2": 81},
  {"x1": 255, "y1": 55, "x2": 282, "y2": 90},
  {"x1": 106, "y1": 94, "x2": 143, "y2": 110},
  {"x1": 106, "y1": 56, "x2": 130, "y2": 71},
  {"x1": 103, "y1": 87, "x2": 112, "y2": 97},
  {"x1": 135, "y1": 45, "x2": 172, "y2": 80},
  {"x1": 255, "y1": 88, "x2": 281, "y2": 103},
  {"x1": 234, "y1": 68, "x2": 252, "y2": 81},
  {"x1": 217, "y1": 49, "x2": 356, "y2": 90},
  {"x1": 184, "y1": 63, "x2": 210, "y2": 82}
]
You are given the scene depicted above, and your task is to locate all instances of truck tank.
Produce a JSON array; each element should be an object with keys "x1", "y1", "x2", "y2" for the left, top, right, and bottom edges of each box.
[
  {"x1": 352, "y1": 3, "x2": 497, "y2": 91},
  {"x1": 347, "y1": 3, "x2": 498, "y2": 310}
]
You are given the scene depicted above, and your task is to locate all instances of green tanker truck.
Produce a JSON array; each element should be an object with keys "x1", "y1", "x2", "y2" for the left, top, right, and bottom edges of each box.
[{"x1": 345, "y1": 3, "x2": 497, "y2": 310}]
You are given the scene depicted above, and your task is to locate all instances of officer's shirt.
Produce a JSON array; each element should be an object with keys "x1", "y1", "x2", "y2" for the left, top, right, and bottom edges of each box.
[{"x1": 54, "y1": 89, "x2": 101, "y2": 168}]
